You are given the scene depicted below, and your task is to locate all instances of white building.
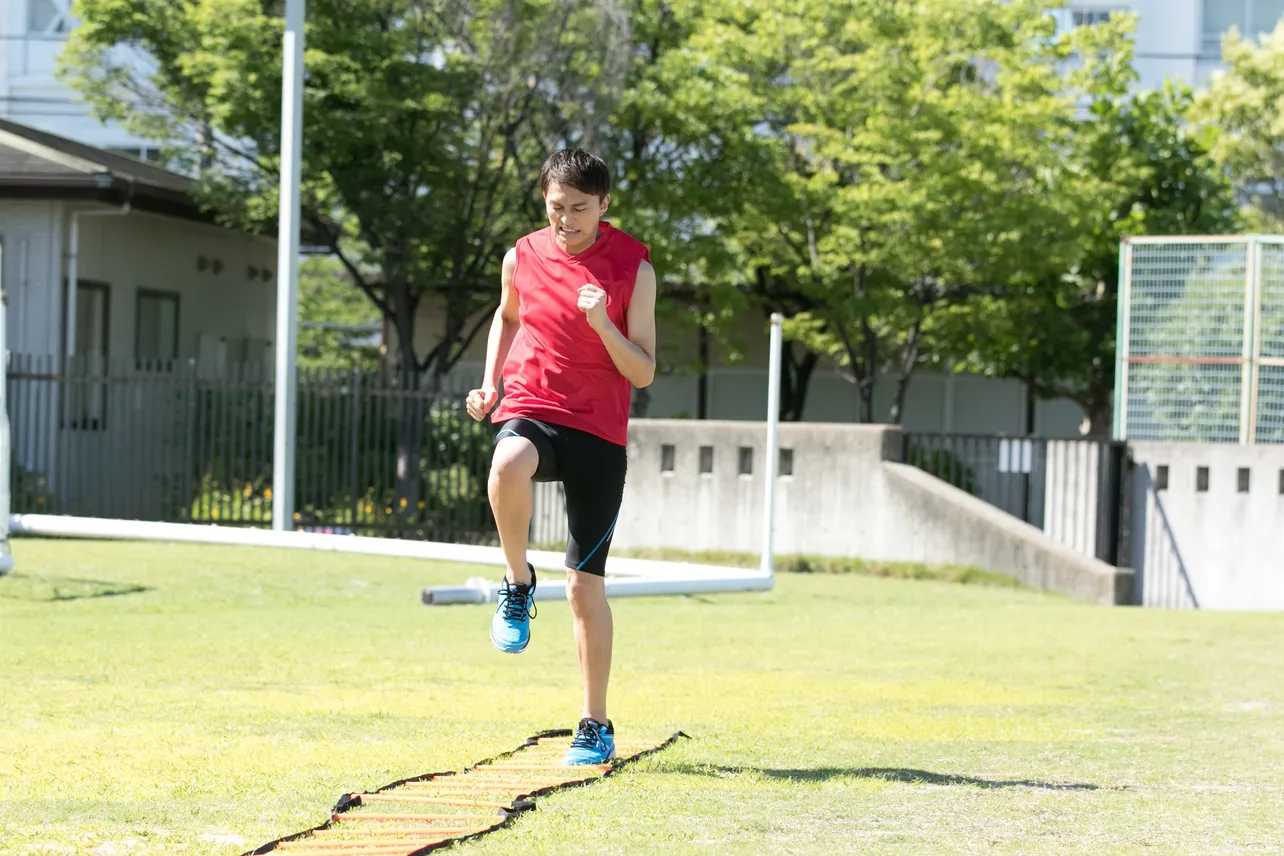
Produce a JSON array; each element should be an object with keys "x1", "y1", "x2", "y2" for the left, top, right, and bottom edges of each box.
[{"x1": 1051, "y1": 0, "x2": 1284, "y2": 90}]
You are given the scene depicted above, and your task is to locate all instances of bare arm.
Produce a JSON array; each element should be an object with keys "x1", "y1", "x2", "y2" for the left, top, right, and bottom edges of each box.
[
  {"x1": 466, "y1": 248, "x2": 519, "y2": 421},
  {"x1": 583, "y1": 260, "x2": 657, "y2": 388},
  {"x1": 482, "y1": 248, "x2": 520, "y2": 391}
]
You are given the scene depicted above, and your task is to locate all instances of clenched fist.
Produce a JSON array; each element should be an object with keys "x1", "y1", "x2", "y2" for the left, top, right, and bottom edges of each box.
[
  {"x1": 465, "y1": 387, "x2": 498, "y2": 422},
  {"x1": 578, "y1": 284, "x2": 609, "y2": 331}
]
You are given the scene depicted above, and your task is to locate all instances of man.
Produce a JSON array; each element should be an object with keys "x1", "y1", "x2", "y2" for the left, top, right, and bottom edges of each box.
[{"x1": 465, "y1": 148, "x2": 656, "y2": 766}]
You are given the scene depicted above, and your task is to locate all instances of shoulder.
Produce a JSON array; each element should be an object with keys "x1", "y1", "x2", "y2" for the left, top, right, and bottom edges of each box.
[
  {"x1": 515, "y1": 227, "x2": 549, "y2": 255},
  {"x1": 604, "y1": 223, "x2": 649, "y2": 260},
  {"x1": 630, "y1": 259, "x2": 656, "y2": 305}
]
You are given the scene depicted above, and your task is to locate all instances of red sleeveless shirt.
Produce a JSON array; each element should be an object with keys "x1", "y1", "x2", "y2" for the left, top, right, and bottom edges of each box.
[{"x1": 492, "y1": 222, "x2": 650, "y2": 446}]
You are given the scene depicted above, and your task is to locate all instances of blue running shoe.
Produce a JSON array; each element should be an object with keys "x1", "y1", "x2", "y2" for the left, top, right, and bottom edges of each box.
[
  {"x1": 490, "y1": 564, "x2": 536, "y2": 654},
  {"x1": 563, "y1": 718, "x2": 616, "y2": 765}
]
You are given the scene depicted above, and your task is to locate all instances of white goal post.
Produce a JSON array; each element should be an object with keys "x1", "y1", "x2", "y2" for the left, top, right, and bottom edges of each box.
[{"x1": 1, "y1": 242, "x2": 13, "y2": 575}]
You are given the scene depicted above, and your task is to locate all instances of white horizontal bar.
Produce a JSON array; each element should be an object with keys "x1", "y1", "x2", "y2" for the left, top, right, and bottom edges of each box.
[
  {"x1": 422, "y1": 572, "x2": 774, "y2": 605},
  {"x1": 7, "y1": 515, "x2": 772, "y2": 597}
]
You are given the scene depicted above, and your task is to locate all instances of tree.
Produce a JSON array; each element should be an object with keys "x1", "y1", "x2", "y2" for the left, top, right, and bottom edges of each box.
[
  {"x1": 958, "y1": 27, "x2": 1241, "y2": 437},
  {"x1": 655, "y1": 0, "x2": 1101, "y2": 424},
  {"x1": 61, "y1": 0, "x2": 632, "y2": 509},
  {"x1": 61, "y1": 0, "x2": 632, "y2": 383},
  {"x1": 297, "y1": 256, "x2": 381, "y2": 370},
  {"x1": 1192, "y1": 21, "x2": 1284, "y2": 230}
]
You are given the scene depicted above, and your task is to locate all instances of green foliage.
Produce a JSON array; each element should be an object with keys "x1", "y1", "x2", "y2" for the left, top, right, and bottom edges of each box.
[
  {"x1": 634, "y1": 0, "x2": 1120, "y2": 423},
  {"x1": 1193, "y1": 22, "x2": 1284, "y2": 230},
  {"x1": 183, "y1": 377, "x2": 494, "y2": 540},
  {"x1": 298, "y1": 256, "x2": 381, "y2": 370},
  {"x1": 60, "y1": 0, "x2": 630, "y2": 377},
  {"x1": 953, "y1": 27, "x2": 1241, "y2": 435}
]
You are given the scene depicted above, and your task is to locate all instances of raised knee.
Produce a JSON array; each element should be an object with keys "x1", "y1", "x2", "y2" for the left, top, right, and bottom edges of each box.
[{"x1": 489, "y1": 442, "x2": 536, "y2": 487}]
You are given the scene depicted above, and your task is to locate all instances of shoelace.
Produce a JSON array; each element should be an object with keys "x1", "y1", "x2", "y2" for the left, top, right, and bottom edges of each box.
[
  {"x1": 569, "y1": 720, "x2": 603, "y2": 750},
  {"x1": 498, "y1": 580, "x2": 535, "y2": 621}
]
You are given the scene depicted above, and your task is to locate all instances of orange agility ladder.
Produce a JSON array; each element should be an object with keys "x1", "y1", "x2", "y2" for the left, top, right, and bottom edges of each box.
[{"x1": 243, "y1": 728, "x2": 688, "y2": 856}]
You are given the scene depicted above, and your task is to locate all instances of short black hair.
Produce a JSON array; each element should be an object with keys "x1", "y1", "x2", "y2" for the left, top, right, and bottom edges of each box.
[{"x1": 539, "y1": 148, "x2": 611, "y2": 199}]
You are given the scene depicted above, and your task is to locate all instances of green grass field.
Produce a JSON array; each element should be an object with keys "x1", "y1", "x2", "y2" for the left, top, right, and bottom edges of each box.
[{"x1": 2, "y1": 538, "x2": 1282, "y2": 855}]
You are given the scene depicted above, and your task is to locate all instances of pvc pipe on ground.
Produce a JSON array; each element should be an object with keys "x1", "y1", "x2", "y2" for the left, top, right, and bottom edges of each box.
[{"x1": 422, "y1": 571, "x2": 774, "y2": 605}]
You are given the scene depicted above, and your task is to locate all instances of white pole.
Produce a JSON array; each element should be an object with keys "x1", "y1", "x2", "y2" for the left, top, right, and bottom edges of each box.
[
  {"x1": 6, "y1": 514, "x2": 773, "y2": 603},
  {"x1": 0, "y1": 243, "x2": 12, "y2": 575},
  {"x1": 762, "y1": 312, "x2": 783, "y2": 573},
  {"x1": 272, "y1": 0, "x2": 305, "y2": 531}
]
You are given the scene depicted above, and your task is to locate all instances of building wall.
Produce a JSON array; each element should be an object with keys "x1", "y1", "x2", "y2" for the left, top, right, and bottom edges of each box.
[
  {"x1": 1129, "y1": 442, "x2": 1284, "y2": 610},
  {"x1": 0, "y1": 199, "x2": 64, "y2": 356},
  {"x1": 1, "y1": 202, "x2": 277, "y2": 367},
  {"x1": 2, "y1": 201, "x2": 277, "y2": 517}
]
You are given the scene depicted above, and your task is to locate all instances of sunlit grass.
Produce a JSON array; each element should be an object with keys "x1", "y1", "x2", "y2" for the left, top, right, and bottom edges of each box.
[{"x1": 2, "y1": 538, "x2": 1281, "y2": 855}]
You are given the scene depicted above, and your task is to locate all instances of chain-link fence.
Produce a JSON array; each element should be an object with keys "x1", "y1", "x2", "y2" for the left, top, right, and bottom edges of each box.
[{"x1": 1115, "y1": 236, "x2": 1284, "y2": 444}]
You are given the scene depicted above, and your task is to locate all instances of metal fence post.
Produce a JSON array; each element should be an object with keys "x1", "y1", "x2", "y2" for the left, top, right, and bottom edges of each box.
[{"x1": 1241, "y1": 238, "x2": 1259, "y2": 444}]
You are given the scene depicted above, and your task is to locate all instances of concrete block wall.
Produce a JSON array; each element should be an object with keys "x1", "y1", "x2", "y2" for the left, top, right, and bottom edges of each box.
[
  {"x1": 533, "y1": 419, "x2": 1120, "y2": 605},
  {"x1": 1130, "y1": 443, "x2": 1284, "y2": 610}
]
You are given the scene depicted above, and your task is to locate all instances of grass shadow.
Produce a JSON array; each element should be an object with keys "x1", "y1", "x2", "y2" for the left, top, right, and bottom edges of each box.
[
  {"x1": 668, "y1": 763, "x2": 1113, "y2": 791},
  {"x1": 0, "y1": 574, "x2": 151, "y2": 603}
]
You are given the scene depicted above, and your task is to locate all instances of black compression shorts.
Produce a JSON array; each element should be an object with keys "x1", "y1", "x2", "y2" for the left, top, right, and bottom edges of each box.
[{"x1": 494, "y1": 417, "x2": 627, "y2": 577}]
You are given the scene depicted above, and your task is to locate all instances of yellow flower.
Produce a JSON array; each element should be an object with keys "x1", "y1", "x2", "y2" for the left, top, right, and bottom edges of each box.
[
  {"x1": 212, "y1": 508, "x2": 220, "y2": 519},
  {"x1": 264, "y1": 488, "x2": 273, "y2": 500},
  {"x1": 385, "y1": 506, "x2": 393, "y2": 515},
  {"x1": 399, "y1": 497, "x2": 407, "y2": 509},
  {"x1": 418, "y1": 500, "x2": 426, "y2": 510},
  {"x1": 364, "y1": 504, "x2": 373, "y2": 514},
  {"x1": 243, "y1": 485, "x2": 252, "y2": 497}
]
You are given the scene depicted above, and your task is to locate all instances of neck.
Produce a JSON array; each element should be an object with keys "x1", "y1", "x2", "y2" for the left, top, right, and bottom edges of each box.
[{"x1": 557, "y1": 227, "x2": 601, "y2": 255}]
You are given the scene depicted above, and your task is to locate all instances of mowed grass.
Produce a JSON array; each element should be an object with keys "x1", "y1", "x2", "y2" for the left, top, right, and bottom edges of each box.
[{"x1": 1, "y1": 540, "x2": 1282, "y2": 855}]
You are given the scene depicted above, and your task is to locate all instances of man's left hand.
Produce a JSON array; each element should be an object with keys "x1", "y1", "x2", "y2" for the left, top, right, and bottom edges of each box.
[{"x1": 578, "y1": 284, "x2": 610, "y2": 331}]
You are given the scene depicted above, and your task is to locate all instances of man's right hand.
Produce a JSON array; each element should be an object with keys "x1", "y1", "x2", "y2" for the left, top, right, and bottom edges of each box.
[{"x1": 465, "y1": 387, "x2": 499, "y2": 422}]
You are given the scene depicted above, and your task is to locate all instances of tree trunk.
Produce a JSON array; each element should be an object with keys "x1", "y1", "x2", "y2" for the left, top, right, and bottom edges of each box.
[
  {"x1": 1082, "y1": 395, "x2": 1113, "y2": 438},
  {"x1": 780, "y1": 345, "x2": 817, "y2": 421},
  {"x1": 887, "y1": 321, "x2": 923, "y2": 426},
  {"x1": 696, "y1": 324, "x2": 709, "y2": 420},
  {"x1": 390, "y1": 284, "x2": 423, "y2": 536},
  {"x1": 631, "y1": 385, "x2": 652, "y2": 417}
]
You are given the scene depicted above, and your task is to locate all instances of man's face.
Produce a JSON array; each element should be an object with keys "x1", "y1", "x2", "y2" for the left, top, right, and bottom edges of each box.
[{"x1": 544, "y1": 181, "x2": 609, "y2": 253}]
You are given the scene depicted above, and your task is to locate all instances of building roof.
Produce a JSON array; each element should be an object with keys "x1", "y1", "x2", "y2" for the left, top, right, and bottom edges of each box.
[{"x1": 0, "y1": 119, "x2": 269, "y2": 235}]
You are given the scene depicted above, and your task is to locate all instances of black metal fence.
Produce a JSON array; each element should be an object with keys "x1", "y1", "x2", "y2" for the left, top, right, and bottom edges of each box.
[
  {"x1": 903, "y1": 432, "x2": 1130, "y2": 566},
  {"x1": 6, "y1": 355, "x2": 500, "y2": 543}
]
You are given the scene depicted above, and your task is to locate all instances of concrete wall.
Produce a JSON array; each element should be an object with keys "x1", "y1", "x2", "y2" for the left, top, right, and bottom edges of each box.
[
  {"x1": 533, "y1": 420, "x2": 1120, "y2": 604},
  {"x1": 1130, "y1": 443, "x2": 1284, "y2": 610}
]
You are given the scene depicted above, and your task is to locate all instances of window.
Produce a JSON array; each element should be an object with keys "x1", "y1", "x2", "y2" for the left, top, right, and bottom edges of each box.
[
  {"x1": 64, "y1": 280, "x2": 110, "y2": 430},
  {"x1": 1050, "y1": 7, "x2": 1121, "y2": 34},
  {"x1": 28, "y1": 0, "x2": 71, "y2": 35},
  {"x1": 698, "y1": 446, "x2": 714, "y2": 474},
  {"x1": 660, "y1": 444, "x2": 675, "y2": 473},
  {"x1": 1196, "y1": 466, "x2": 1210, "y2": 493},
  {"x1": 135, "y1": 289, "x2": 179, "y2": 367},
  {"x1": 1203, "y1": 0, "x2": 1284, "y2": 55},
  {"x1": 738, "y1": 447, "x2": 753, "y2": 476},
  {"x1": 1072, "y1": 9, "x2": 1116, "y2": 26}
]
